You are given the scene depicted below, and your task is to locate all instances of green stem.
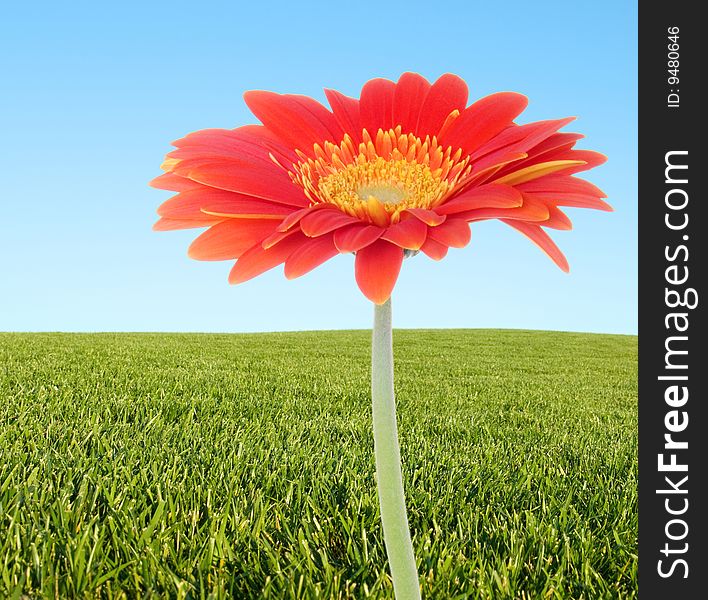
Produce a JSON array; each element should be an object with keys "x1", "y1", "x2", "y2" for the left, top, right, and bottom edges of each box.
[{"x1": 371, "y1": 299, "x2": 421, "y2": 600}]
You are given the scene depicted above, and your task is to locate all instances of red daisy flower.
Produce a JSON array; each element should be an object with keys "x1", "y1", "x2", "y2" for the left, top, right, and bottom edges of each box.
[{"x1": 151, "y1": 72, "x2": 610, "y2": 304}]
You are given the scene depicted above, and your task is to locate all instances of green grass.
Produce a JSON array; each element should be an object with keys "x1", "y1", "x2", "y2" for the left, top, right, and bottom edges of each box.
[{"x1": 0, "y1": 330, "x2": 637, "y2": 599}]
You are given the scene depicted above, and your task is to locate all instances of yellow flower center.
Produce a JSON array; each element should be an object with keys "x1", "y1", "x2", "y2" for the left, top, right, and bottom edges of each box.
[{"x1": 288, "y1": 127, "x2": 472, "y2": 226}]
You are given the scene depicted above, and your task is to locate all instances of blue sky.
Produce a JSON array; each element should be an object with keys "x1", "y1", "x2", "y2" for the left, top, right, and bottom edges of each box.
[{"x1": 1, "y1": 1, "x2": 636, "y2": 334}]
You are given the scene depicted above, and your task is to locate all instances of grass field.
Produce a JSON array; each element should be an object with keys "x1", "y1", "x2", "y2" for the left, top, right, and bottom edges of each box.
[{"x1": 0, "y1": 330, "x2": 637, "y2": 599}]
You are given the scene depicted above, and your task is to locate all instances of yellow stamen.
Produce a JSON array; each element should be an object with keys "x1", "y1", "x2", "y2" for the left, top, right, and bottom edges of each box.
[{"x1": 289, "y1": 125, "x2": 472, "y2": 226}]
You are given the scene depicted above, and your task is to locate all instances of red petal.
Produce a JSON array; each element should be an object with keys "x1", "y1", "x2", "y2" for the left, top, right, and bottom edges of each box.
[
  {"x1": 427, "y1": 219, "x2": 471, "y2": 248},
  {"x1": 468, "y1": 128, "x2": 580, "y2": 180},
  {"x1": 174, "y1": 158, "x2": 307, "y2": 207},
  {"x1": 416, "y1": 73, "x2": 469, "y2": 138},
  {"x1": 333, "y1": 224, "x2": 383, "y2": 253},
  {"x1": 392, "y1": 72, "x2": 431, "y2": 133},
  {"x1": 542, "y1": 205, "x2": 573, "y2": 230},
  {"x1": 325, "y1": 89, "x2": 362, "y2": 143},
  {"x1": 157, "y1": 190, "x2": 214, "y2": 219},
  {"x1": 354, "y1": 239, "x2": 404, "y2": 304},
  {"x1": 557, "y1": 150, "x2": 607, "y2": 174},
  {"x1": 200, "y1": 201, "x2": 291, "y2": 219},
  {"x1": 359, "y1": 78, "x2": 396, "y2": 134},
  {"x1": 492, "y1": 134, "x2": 591, "y2": 180},
  {"x1": 228, "y1": 232, "x2": 307, "y2": 283},
  {"x1": 441, "y1": 92, "x2": 529, "y2": 155},
  {"x1": 518, "y1": 175, "x2": 606, "y2": 197},
  {"x1": 188, "y1": 219, "x2": 278, "y2": 260},
  {"x1": 153, "y1": 216, "x2": 221, "y2": 231},
  {"x1": 420, "y1": 237, "x2": 449, "y2": 261},
  {"x1": 276, "y1": 207, "x2": 314, "y2": 232},
  {"x1": 523, "y1": 191, "x2": 613, "y2": 212},
  {"x1": 436, "y1": 184, "x2": 523, "y2": 215},
  {"x1": 150, "y1": 173, "x2": 202, "y2": 192},
  {"x1": 502, "y1": 220, "x2": 569, "y2": 272},
  {"x1": 170, "y1": 125, "x2": 298, "y2": 165},
  {"x1": 405, "y1": 208, "x2": 446, "y2": 226},
  {"x1": 491, "y1": 159, "x2": 588, "y2": 187},
  {"x1": 261, "y1": 227, "x2": 300, "y2": 249},
  {"x1": 243, "y1": 91, "x2": 342, "y2": 154},
  {"x1": 465, "y1": 151, "x2": 529, "y2": 184},
  {"x1": 284, "y1": 234, "x2": 339, "y2": 279},
  {"x1": 381, "y1": 216, "x2": 428, "y2": 250},
  {"x1": 458, "y1": 196, "x2": 550, "y2": 222},
  {"x1": 523, "y1": 132, "x2": 584, "y2": 160},
  {"x1": 300, "y1": 209, "x2": 359, "y2": 237},
  {"x1": 158, "y1": 188, "x2": 292, "y2": 219},
  {"x1": 470, "y1": 117, "x2": 576, "y2": 160}
]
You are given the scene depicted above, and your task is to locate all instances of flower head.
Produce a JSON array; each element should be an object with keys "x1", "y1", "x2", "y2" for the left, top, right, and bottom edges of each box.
[{"x1": 152, "y1": 73, "x2": 610, "y2": 304}]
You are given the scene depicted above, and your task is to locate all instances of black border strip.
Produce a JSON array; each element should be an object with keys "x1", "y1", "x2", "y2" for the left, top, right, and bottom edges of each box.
[{"x1": 638, "y1": 3, "x2": 704, "y2": 597}]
